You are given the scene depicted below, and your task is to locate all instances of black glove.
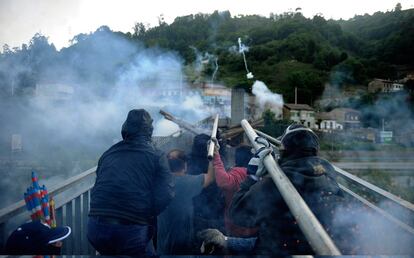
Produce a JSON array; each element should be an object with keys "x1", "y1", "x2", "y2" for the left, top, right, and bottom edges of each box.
[{"x1": 198, "y1": 229, "x2": 227, "y2": 254}]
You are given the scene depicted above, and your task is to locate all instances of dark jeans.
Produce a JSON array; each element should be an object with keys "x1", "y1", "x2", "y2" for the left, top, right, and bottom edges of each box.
[{"x1": 87, "y1": 216, "x2": 155, "y2": 256}]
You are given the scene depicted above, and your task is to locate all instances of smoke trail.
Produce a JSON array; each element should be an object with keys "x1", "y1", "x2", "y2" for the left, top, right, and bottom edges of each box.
[
  {"x1": 238, "y1": 37, "x2": 253, "y2": 79},
  {"x1": 211, "y1": 57, "x2": 218, "y2": 83}
]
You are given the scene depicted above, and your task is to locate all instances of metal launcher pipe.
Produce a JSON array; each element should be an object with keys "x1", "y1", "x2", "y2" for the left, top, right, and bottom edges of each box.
[
  {"x1": 207, "y1": 114, "x2": 219, "y2": 160},
  {"x1": 254, "y1": 129, "x2": 281, "y2": 146},
  {"x1": 241, "y1": 119, "x2": 341, "y2": 255}
]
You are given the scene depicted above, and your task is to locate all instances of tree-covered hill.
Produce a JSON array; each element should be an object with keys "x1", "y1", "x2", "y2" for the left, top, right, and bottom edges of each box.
[
  {"x1": 131, "y1": 7, "x2": 413, "y2": 104},
  {"x1": 1, "y1": 5, "x2": 413, "y2": 105}
]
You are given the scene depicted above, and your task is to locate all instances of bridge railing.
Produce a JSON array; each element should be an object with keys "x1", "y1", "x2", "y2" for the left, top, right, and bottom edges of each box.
[
  {"x1": 0, "y1": 132, "x2": 194, "y2": 254},
  {"x1": 333, "y1": 165, "x2": 414, "y2": 231},
  {"x1": 0, "y1": 166, "x2": 97, "y2": 254}
]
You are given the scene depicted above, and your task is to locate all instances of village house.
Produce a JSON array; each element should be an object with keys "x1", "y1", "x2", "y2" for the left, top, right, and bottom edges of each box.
[
  {"x1": 200, "y1": 83, "x2": 231, "y2": 106},
  {"x1": 328, "y1": 108, "x2": 361, "y2": 129},
  {"x1": 315, "y1": 112, "x2": 343, "y2": 132},
  {"x1": 283, "y1": 103, "x2": 316, "y2": 128},
  {"x1": 368, "y1": 78, "x2": 404, "y2": 93}
]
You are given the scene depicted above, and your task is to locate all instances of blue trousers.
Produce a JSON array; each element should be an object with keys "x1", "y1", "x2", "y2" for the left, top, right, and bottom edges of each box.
[{"x1": 87, "y1": 216, "x2": 155, "y2": 256}]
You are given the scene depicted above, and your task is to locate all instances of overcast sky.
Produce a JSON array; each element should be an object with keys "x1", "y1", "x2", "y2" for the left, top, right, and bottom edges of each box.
[{"x1": 1, "y1": 0, "x2": 413, "y2": 50}]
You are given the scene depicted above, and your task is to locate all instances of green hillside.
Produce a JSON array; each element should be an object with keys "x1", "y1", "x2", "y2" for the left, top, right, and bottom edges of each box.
[{"x1": 131, "y1": 7, "x2": 414, "y2": 104}]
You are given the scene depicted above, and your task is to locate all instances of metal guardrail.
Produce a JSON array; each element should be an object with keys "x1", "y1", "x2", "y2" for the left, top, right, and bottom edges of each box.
[
  {"x1": 0, "y1": 167, "x2": 97, "y2": 254},
  {"x1": 338, "y1": 184, "x2": 414, "y2": 235},
  {"x1": 0, "y1": 133, "x2": 191, "y2": 254},
  {"x1": 333, "y1": 165, "x2": 414, "y2": 229}
]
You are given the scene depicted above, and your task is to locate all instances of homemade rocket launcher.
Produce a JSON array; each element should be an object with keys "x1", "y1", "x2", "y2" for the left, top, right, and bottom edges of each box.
[
  {"x1": 23, "y1": 171, "x2": 56, "y2": 227},
  {"x1": 241, "y1": 119, "x2": 341, "y2": 255}
]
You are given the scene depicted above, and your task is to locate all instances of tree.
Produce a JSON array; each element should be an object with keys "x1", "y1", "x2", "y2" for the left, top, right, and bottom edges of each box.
[
  {"x1": 394, "y1": 3, "x2": 402, "y2": 12},
  {"x1": 133, "y1": 22, "x2": 146, "y2": 37}
]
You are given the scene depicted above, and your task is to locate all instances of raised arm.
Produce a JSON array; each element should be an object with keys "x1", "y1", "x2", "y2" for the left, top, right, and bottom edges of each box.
[
  {"x1": 203, "y1": 161, "x2": 215, "y2": 188},
  {"x1": 213, "y1": 153, "x2": 234, "y2": 190}
]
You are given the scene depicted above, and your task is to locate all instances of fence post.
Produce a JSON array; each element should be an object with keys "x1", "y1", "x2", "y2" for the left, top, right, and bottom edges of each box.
[
  {"x1": 0, "y1": 222, "x2": 5, "y2": 253},
  {"x1": 74, "y1": 196, "x2": 82, "y2": 254},
  {"x1": 65, "y1": 201, "x2": 74, "y2": 254}
]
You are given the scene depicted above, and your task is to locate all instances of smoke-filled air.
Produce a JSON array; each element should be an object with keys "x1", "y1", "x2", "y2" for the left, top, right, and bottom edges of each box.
[{"x1": 1, "y1": 3, "x2": 414, "y2": 256}]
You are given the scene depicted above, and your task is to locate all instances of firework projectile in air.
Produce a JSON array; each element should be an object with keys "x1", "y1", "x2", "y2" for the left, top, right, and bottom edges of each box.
[{"x1": 237, "y1": 38, "x2": 254, "y2": 79}]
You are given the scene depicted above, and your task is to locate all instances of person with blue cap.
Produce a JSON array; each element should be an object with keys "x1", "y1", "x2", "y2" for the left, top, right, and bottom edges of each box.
[{"x1": 5, "y1": 220, "x2": 71, "y2": 254}]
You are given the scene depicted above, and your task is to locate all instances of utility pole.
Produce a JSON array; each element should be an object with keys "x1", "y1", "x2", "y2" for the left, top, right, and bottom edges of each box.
[{"x1": 295, "y1": 87, "x2": 298, "y2": 104}]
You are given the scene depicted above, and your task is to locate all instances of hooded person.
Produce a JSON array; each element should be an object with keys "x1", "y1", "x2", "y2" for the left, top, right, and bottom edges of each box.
[
  {"x1": 230, "y1": 124, "x2": 345, "y2": 255},
  {"x1": 88, "y1": 109, "x2": 174, "y2": 256}
]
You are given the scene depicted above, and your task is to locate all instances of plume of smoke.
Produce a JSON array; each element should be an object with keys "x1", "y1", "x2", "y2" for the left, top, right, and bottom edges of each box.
[
  {"x1": 330, "y1": 199, "x2": 414, "y2": 254},
  {"x1": 189, "y1": 46, "x2": 203, "y2": 76},
  {"x1": 189, "y1": 46, "x2": 219, "y2": 84},
  {"x1": 153, "y1": 119, "x2": 180, "y2": 136},
  {"x1": 0, "y1": 27, "x2": 218, "y2": 208},
  {"x1": 252, "y1": 80, "x2": 284, "y2": 117}
]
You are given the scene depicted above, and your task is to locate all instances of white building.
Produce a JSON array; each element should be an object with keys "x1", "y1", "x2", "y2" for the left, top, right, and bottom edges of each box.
[
  {"x1": 316, "y1": 112, "x2": 343, "y2": 132},
  {"x1": 283, "y1": 104, "x2": 316, "y2": 128}
]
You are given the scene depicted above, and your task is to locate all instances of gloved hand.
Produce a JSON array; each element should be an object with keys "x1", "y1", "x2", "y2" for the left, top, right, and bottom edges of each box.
[
  {"x1": 208, "y1": 137, "x2": 220, "y2": 154},
  {"x1": 247, "y1": 146, "x2": 272, "y2": 178},
  {"x1": 198, "y1": 229, "x2": 227, "y2": 254},
  {"x1": 255, "y1": 136, "x2": 271, "y2": 148}
]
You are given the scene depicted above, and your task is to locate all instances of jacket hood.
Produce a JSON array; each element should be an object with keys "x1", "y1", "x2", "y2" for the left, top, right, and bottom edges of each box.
[
  {"x1": 279, "y1": 156, "x2": 341, "y2": 194},
  {"x1": 121, "y1": 109, "x2": 153, "y2": 141}
]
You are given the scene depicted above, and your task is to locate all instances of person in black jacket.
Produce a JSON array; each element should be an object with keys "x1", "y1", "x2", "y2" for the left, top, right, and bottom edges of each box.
[
  {"x1": 230, "y1": 124, "x2": 345, "y2": 255},
  {"x1": 87, "y1": 109, "x2": 174, "y2": 256}
]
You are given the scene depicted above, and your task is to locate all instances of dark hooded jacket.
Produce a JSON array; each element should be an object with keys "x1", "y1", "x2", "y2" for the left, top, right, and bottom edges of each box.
[
  {"x1": 89, "y1": 109, "x2": 174, "y2": 224},
  {"x1": 230, "y1": 126, "x2": 344, "y2": 255}
]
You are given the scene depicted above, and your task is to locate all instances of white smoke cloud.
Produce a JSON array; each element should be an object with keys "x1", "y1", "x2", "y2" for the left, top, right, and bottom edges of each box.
[
  {"x1": 153, "y1": 119, "x2": 180, "y2": 136},
  {"x1": 0, "y1": 28, "x2": 219, "y2": 208},
  {"x1": 252, "y1": 80, "x2": 284, "y2": 117}
]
